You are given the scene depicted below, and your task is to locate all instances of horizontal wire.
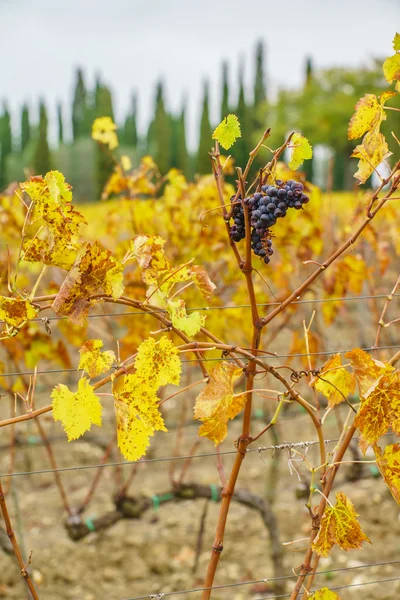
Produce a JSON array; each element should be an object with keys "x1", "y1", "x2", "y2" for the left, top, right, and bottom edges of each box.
[
  {"x1": 121, "y1": 561, "x2": 400, "y2": 599},
  {"x1": 1, "y1": 432, "x2": 381, "y2": 478},
  {"x1": 1, "y1": 344, "x2": 399, "y2": 379},
  {"x1": 12, "y1": 291, "x2": 399, "y2": 325}
]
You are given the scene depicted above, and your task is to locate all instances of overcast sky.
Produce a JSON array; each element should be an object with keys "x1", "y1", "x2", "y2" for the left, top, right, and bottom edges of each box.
[{"x1": 1, "y1": 0, "x2": 399, "y2": 148}]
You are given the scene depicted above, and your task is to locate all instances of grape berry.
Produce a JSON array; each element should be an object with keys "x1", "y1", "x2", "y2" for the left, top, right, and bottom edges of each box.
[{"x1": 229, "y1": 180, "x2": 309, "y2": 264}]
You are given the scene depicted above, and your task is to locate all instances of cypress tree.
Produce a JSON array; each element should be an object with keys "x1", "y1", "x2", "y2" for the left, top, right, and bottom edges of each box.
[
  {"x1": 94, "y1": 80, "x2": 115, "y2": 198},
  {"x1": 147, "y1": 81, "x2": 171, "y2": 174},
  {"x1": 33, "y1": 100, "x2": 51, "y2": 175},
  {"x1": 72, "y1": 68, "x2": 90, "y2": 139},
  {"x1": 123, "y1": 93, "x2": 138, "y2": 148},
  {"x1": 302, "y1": 57, "x2": 314, "y2": 182},
  {"x1": 235, "y1": 63, "x2": 251, "y2": 169},
  {"x1": 254, "y1": 40, "x2": 267, "y2": 107},
  {"x1": 305, "y1": 56, "x2": 313, "y2": 87},
  {"x1": 196, "y1": 81, "x2": 212, "y2": 175},
  {"x1": 220, "y1": 61, "x2": 230, "y2": 120},
  {"x1": 21, "y1": 103, "x2": 30, "y2": 152},
  {"x1": 171, "y1": 100, "x2": 189, "y2": 177},
  {"x1": 0, "y1": 103, "x2": 12, "y2": 188},
  {"x1": 57, "y1": 102, "x2": 64, "y2": 145}
]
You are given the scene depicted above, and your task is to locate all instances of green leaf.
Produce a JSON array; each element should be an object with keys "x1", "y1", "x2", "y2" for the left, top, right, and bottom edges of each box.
[
  {"x1": 288, "y1": 133, "x2": 313, "y2": 170},
  {"x1": 212, "y1": 114, "x2": 241, "y2": 150},
  {"x1": 393, "y1": 32, "x2": 400, "y2": 52}
]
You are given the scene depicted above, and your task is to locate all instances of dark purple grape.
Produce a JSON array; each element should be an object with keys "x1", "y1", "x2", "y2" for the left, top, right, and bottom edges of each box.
[
  {"x1": 253, "y1": 210, "x2": 261, "y2": 219},
  {"x1": 278, "y1": 188, "x2": 286, "y2": 199},
  {"x1": 264, "y1": 256, "x2": 270, "y2": 264},
  {"x1": 301, "y1": 194, "x2": 310, "y2": 204},
  {"x1": 274, "y1": 208, "x2": 284, "y2": 217},
  {"x1": 258, "y1": 249, "x2": 267, "y2": 257},
  {"x1": 278, "y1": 202, "x2": 287, "y2": 210},
  {"x1": 267, "y1": 203, "x2": 276, "y2": 212},
  {"x1": 294, "y1": 201, "x2": 302, "y2": 210},
  {"x1": 261, "y1": 185, "x2": 268, "y2": 192},
  {"x1": 253, "y1": 192, "x2": 262, "y2": 201},
  {"x1": 287, "y1": 190, "x2": 294, "y2": 199},
  {"x1": 268, "y1": 186, "x2": 277, "y2": 196}
]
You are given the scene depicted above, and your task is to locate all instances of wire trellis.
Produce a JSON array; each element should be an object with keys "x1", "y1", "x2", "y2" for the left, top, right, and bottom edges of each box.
[{"x1": 120, "y1": 560, "x2": 400, "y2": 599}]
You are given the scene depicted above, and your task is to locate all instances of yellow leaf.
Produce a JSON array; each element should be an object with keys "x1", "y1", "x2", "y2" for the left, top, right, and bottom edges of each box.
[
  {"x1": 120, "y1": 155, "x2": 132, "y2": 171},
  {"x1": 353, "y1": 371, "x2": 400, "y2": 449},
  {"x1": 312, "y1": 492, "x2": 371, "y2": 557},
  {"x1": 346, "y1": 348, "x2": 393, "y2": 397},
  {"x1": 348, "y1": 94, "x2": 385, "y2": 140},
  {"x1": 167, "y1": 299, "x2": 205, "y2": 338},
  {"x1": 288, "y1": 133, "x2": 313, "y2": 171},
  {"x1": 190, "y1": 265, "x2": 217, "y2": 300},
  {"x1": 393, "y1": 32, "x2": 400, "y2": 52},
  {"x1": 22, "y1": 238, "x2": 78, "y2": 270},
  {"x1": 375, "y1": 443, "x2": 400, "y2": 504},
  {"x1": 309, "y1": 588, "x2": 341, "y2": 600},
  {"x1": 132, "y1": 235, "x2": 170, "y2": 286},
  {"x1": 212, "y1": 114, "x2": 241, "y2": 150},
  {"x1": 194, "y1": 362, "x2": 244, "y2": 445},
  {"x1": 383, "y1": 53, "x2": 400, "y2": 84},
  {"x1": 92, "y1": 117, "x2": 118, "y2": 150},
  {"x1": 78, "y1": 339, "x2": 115, "y2": 378},
  {"x1": 0, "y1": 296, "x2": 37, "y2": 328},
  {"x1": 51, "y1": 378, "x2": 102, "y2": 441},
  {"x1": 52, "y1": 242, "x2": 125, "y2": 324},
  {"x1": 311, "y1": 354, "x2": 355, "y2": 406},
  {"x1": 134, "y1": 335, "x2": 181, "y2": 389},
  {"x1": 114, "y1": 374, "x2": 167, "y2": 461},
  {"x1": 351, "y1": 129, "x2": 391, "y2": 184},
  {"x1": 44, "y1": 170, "x2": 73, "y2": 205}
]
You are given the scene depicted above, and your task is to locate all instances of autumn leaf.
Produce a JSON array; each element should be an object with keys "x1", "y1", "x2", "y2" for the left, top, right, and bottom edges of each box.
[
  {"x1": 348, "y1": 94, "x2": 385, "y2": 140},
  {"x1": 190, "y1": 265, "x2": 217, "y2": 300},
  {"x1": 52, "y1": 242, "x2": 125, "y2": 324},
  {"x1": 375, "y1": 443, "x2": 400, "y2": 504},
  {"x1": 212, "y1": 114, "x2": 241, "y2": 150},
  {"x1": 393, "y1": 32, "x2": 400, "y2": 52},
  {"x1": 78, "y1": 339, "x2": 116, "y2": 378},
  {"x1": 120, "y1": 155, "x2": 132, "y2": 171},
  {"x1": 288, "y1": 133, "x2": 313, "y2": 171},
  {"x1": 311, "y1": 354, "x2": 355, "y2": 406},
  {"x1": 114, "y1": 374, "x2": 167, "y2": 461},
  {"x1": 345, "y1": 348, "x2": 392, "y2": 397},
  {"x1": 22, "y1": 238, "x2": 78, "y2": 270},
  {"x1": 132, "y1": 235, "x2": 170, "y2": 286},
  {"x1": 312, "y1": 492, "x2": 371, "y2": 557},
  {"x1": 383, "y1": 52, "x2": 400, "y2": 84},
  {"x1": 51, "y1": 378, "x2": 102, "y2": 441},
  {"x1": 44, "y1": 170, "x2": 73, "y2": 205},
  {"x1": 309, "y1": 589, "x2": 341, "y2": 600},
  {"x1": 92, "y1": 117, "x2": 118, "y2": 150},
  {"x1": 194, "y1": 362, "x2": 244, "y2": 445},
  {"x1": 134, "y1": 336, "x2": 181, "y2": 389},
  {"x1": 167, "y1": 299, "x2": 205, "y2": 338},
  {"x1": 0, "y1": 296, "x2": 37, "y2": 329},
  {"x1": 351, "y1": 129, "x2": 391, "y2": 184}
]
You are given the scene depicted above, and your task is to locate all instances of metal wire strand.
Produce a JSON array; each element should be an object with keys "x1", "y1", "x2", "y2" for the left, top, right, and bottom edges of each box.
[
  {"x1": 1, "y1": 344, "x2": 400, "y2": 379},
  {"x1": 120, "y1": 562, "x2": 400, "y2": 599}
]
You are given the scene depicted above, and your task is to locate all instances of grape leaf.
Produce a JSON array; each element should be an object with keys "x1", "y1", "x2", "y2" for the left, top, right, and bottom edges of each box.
[
  {"x1": 190, "y1": 265, "x2": 217, "y2": 300},
  {"x1": 167, "y1": 299, "x2": 205, "y2": 338},
  {"x1": 348, "y1": 94, "x2": 385, "y2": 140},
  {"x1": 52, "y1": 242, "x2": 124, "y2": 324},
  {"x1": 92, "y1": 117, "x2": 118, "y2": 150},
  {"x1": 44, "y1": 170, "x2": 73, "y2": 204},
  {"x1": 309, "y1": 589, "x2": 341, "y2": 600},
  {"x1": 311, "y1": 354, "x2": 355, "y2": 406},
  {"x1": 51, "y1": 378, "x2": 102, "y2": 441},
  {"x1": 78, "y1": 339, "x2": 116, "y2": 378},
  {"x1": 375, "y1": 443, "x2": 400, "y2": 504},
  {"x1": 312, "y1": 492, "x2": 371, "y2": 557},
  {"x1": 393, "y1": 32, "x2": 400, "y2": 52},
  {"x1": 120, "y1": 155, "x2": 132, "y2": 171},
  {"x1": 288, "y1": 133, "x2": 313, "y2": 170},
  {"x1": 22, "y1": 238, "x2": 78, "y2": 270},
  {"x1": 0, "y1": 296, "x2": 37, "y2": 328},
  {"x1": 345, "y1": 348, "x2": 392, "y2": 397},
  {"x1": 353, "y1": 371, "x2": 400, "y2": 449},
  {"x1": 114, "y1": 374, "x2": 167, "y2": 461},
  {"x1": 132, "y1": 235, "x2": 170, "y2": 286},
  {"x1": 383, "y1": 53, "x2": 400, "y2": 84},
  {"x1": 194, "y1": 362, "x2": 244, "y2": 445},
  {"x1": 134, "y1": 335, "x2": 181, "y2": 389},
  {"x1": 351, "y1": 129, "x2": 391, "y2": 184},
  {"x1": 212, "y1": 114, "x2": 241, "y2": 150}
]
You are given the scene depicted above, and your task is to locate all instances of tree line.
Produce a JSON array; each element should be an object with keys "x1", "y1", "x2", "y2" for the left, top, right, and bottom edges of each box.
[{"x1": 0, "y1": 41, "x2": 397, "y2": 200}]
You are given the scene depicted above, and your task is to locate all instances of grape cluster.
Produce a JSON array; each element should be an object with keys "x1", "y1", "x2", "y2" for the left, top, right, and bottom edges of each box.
[{"x1": 229, "y1": 180, "x2": 309, "y2": 264}]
